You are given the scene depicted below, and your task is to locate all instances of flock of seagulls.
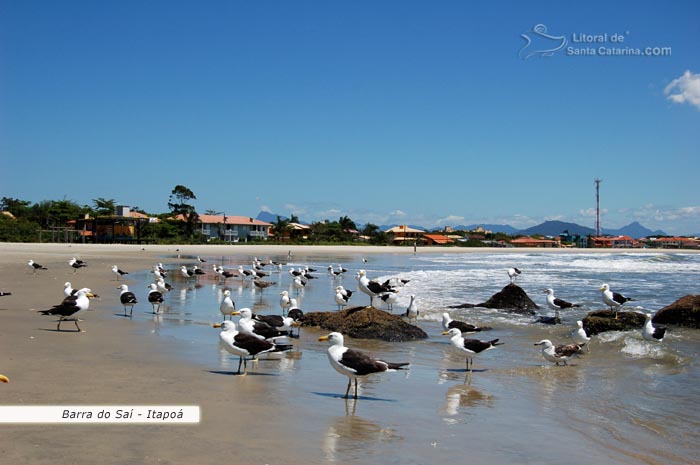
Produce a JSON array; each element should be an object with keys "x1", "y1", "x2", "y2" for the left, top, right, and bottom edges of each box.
[{"x1": 20, "y1": 254, "x2": 672, "y2": 400}]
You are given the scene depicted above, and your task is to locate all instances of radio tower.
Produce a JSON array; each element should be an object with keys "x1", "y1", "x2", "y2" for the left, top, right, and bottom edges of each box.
[{"x1": 594, "y1": 179, "x2": 602, "y2": 237}]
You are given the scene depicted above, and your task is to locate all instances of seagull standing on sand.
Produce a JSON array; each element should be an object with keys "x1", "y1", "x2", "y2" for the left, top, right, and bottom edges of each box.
[
  {"x1": 63, "y1": 282, "x2": 75, "y2": 297},
  {"x1": 39, "y1": 288, "x2": 97, "y2": 331},
  {"x1": 534, "y1": 339, "x2": 585, "y2": 366},
  {"x1": 118, "y1": 284, "x2": 138, "y2": 317},
  {"x1": 112, "y1": 265, "x2": 128, "y2": 280},
  {"x1": 599, "y1": 283, "x2": 634, "y2": 318},
  {"x1": 28, "y1": 259, "x2": 47, "y2": 273},
  {"x1": 507, "y1": 267, "x2": 521, "y2": 284},
  {"x1": 68, "y1": 257, "x2": 87, "y2": 273},
  {"x1": 318, "y1": 332, "x2": 410, "y2": 399},
  {"x1": 642, "y1": 313, "x2": 667, "y2": 342},
  {"x1": 442, "y1": 328, "x2": 503, "y2": 373},
  {"x1": 571, "y1": 320, "x2": 591, "y2": 352}
]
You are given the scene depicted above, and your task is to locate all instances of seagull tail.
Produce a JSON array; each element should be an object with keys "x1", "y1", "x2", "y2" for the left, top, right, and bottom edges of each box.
[
  {"x1": 489, "y1": 339, "x2": 504, "y2": 346},
  {"x1": 272, "y1": 344, "x2": 294, "y2": 352},
  {"x1": 383, "y1": 361, "x2": 410, "y2": 370}
]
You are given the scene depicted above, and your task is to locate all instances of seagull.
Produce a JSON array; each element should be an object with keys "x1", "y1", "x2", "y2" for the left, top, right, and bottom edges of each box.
[
  {"x1": 156, "y1": 277, "x2": 173, "y2": 295},
  {"x1": 336, "y1": 264, "x2": 348, "y2": 274},
  {"x1": 599, "y1": 283, "x2": 634, "y2": 318},
  {"x1": 507, "y1": 267, "x2": 521, "y2": 284},
  {"x1": 213, "y1": 320, "x2": 293, "y2": 376},
  {"x1": 357, "y1": 270, "x2": 395, "y2": 306},
  {"x1": 147, "y1": 283, "x2": 164, "y2": 313},
  {"x1": 318, "y1": 332, "x2": 409, "y2": 399},
  {"x1": 197, "y1": 256, "x2": 207, "y2": 263},
  {"x1": 238, "y1": 266, "x2": 254, "y2": 281},
  {"x1": 253, "y1": 278, "x2": 275, "y2": 294},
  {"x1": 541, "y1": 288, "x2": 581, "y2": 322},
  {"x1": 442, "y1": 328, "x2": 503, "y2": 372},
  {"x1": 379, "y1": 291, "x2": 398, "y2": 311},
  {"x1": 328, "y1": 265, "x2": 343, "y2": 277},
  {"x1": 234, "y1": 308, "x2": 289, "y2": 341},
  {"x1": 334, "y1": 286, "x2": 351, "y2": 310},
  {"x1": 642, "y1": 313, "x2": 667, "y2": 342},
  {"x1": 39, "y1": 288, "x2": 96, "y2": 331},
  {"x1": 63, "y1": 282, "x2": 76, "y2": 297},
  {"x1": 68, "y1": 257, "x2": 87, "y2": 273},
  {"x1": 253, "y1": 313, "x2": 300, "y2": 337},
  {"x1": 28, "y1": 259, "x2": 47, "y2": 273},
  {"x1": 180, "y1": 265, "x2": 195, "y2": 279},
  {"x1": 441, "y1": 312, "x2": 489, "y2": 334},
  {"x1": 292, "y1": 276, "x2": 306, "y2": 294},
  {"x1": 118, "y1": 284, "x2": 138, "y2": 317},
  {"x1": 286, "y1": 305, "x2": 305, "y2": 338},
  {"x1": 279, "y1": 291, "x2": 292, "y2": 314},
  {"x1": 219, "y1": 290, "x2": 236, "y2": 320},
  {"x1": 571, "y1": 320, "x2": 591, "y2": 352},
  {"x1": 404, "y1": 294, "x2": 418, "y2": 323},
  {"x1": 534, "y1": 339, "x2": 585, "y2": 366},
  {"x1": 112, "y1": 265, "x2": 128, "y2": 280}
]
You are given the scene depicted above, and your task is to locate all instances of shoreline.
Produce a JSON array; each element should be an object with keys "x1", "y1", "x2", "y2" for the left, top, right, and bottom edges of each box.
[{"x1": 1, "y1": 242, "x2": 698, "y2": 464}]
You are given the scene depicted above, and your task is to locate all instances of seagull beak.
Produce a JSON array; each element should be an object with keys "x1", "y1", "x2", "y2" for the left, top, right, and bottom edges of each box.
[
  {"x1": 87, "y1": 293, "x2": 97, "y2": 298},
  {"x1": 291, "y1": 321, "x2": 301, "y2": 327},
  {"x1": 441, "y1": 331, "x2": 450, "y2": 335},
  {"x1": 212, "y1": 323, "x2": 222, "y2": 328},
  {"x1": 599, "y1": 286, "x2": 606, "y2": 291},
  {"x1": 230, "y1": 311, "x2": 240, "y2": 316},
  {"x1": 318, "y1": 335, "x2": 330, "y2": 341},
  {"x1": 533, "y1": 342, "x2": 542, "y2": 346},
  {"x1": 0, "y1": 374, "x2": 8, "y2": 383}
]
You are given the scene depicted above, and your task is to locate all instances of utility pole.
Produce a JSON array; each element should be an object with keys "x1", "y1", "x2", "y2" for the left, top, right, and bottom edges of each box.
[{"x1": 595, "y1": 179, "x2": 602, "y2": 237}]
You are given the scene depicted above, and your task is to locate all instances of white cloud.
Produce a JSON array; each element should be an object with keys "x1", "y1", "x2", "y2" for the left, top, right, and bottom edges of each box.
[
  {"x1": 389, "y1": 210, "x2": 407, "y2": 217},
  {"x1": 436, "y1": 215, "x2": 465, "y2": 225},
  {"x1": 260, "y1": 205, "x2": 272, "y2": 213},
  {"x1": 579, "y1": 207, "x2": 608, "y2": 217},
  {"x1": 664, "y1": 70, "x2": 700, "y2": 109}
]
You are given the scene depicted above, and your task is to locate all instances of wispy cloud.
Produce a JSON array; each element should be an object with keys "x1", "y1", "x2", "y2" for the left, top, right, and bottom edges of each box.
[
  {"x1": 436, "y1": 215, "x2": 465, "y2": 225},
  {"x1": 389, "y1": 210, "x2": 407, "y2": 217},
  {"x1": 664, "y1": 70, "x2": 700, "y2": 109}
]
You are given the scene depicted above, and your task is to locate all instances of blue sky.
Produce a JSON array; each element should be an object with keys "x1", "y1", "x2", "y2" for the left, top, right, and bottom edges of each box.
[{"x1": 1, "y1": 1, "x2": 699, "y2": 233}]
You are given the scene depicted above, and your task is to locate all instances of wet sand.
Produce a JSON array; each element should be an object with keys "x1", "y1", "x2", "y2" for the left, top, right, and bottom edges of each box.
[{"x1": 1, "y1": 243, "x2": 698, "y2": 464}]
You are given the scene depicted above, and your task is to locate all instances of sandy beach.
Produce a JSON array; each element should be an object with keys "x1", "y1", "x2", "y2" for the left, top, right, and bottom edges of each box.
[{"x1": 1, "y1": 243, "x2": 698, "y2": 464}]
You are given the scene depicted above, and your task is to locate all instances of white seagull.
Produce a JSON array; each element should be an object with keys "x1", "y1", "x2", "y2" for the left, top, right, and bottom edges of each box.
[
  {"x1": 442, "y1": 328, "x2": 503, "y2": 372},
  {"x1": 642, "y1": 313, "x2": 667, "y2": 342},
  {"x1": 213, "y1": 320, "x2": 292, "y2": 376},
  {"x1": 599, "y1": 283, "x2": 635, "y2": 318},
  {"x1": 118, "y1": 284, "x2": 138, "y2": 317},
  {"x1": 441, "y1": 312, "x2": 488, "y2": 334},
  {"x1": 28, "y1": 259, "x2": 48, "y2": 273},
  {"x1": 220, "y1": 290, "x2": 236, "y2": 319},
  {"x1": 507, "y1": 267, "x2": 521, "y2": 284},
  {"x1": 147, "y1": 283, "x2": 165, "y2": 313},
  {"x1": 39, "y1": 288, "x2": 97, "y2": 332},
  {"x1": 112, "y1": 265, "x2": 128, "y2": 280},
  {"x1": 404, "y1": 295, "x2": 418, "y2": 323},
  {"x1": 279, "y1": 290, "x2": 292, "y2": 314},
  {"x1": 334, "y1": 286, "x2": 351, "y2": 310},
  {"x1": 571, "y1": 320, "x2": 591, "y2": 352},
  {"x1": 318, "y1": 332, "x2": 409, "y2": 399}
]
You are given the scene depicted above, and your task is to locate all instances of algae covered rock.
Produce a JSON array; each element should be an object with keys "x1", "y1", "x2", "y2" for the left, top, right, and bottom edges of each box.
[
  {"x1": 653, "y1": 295, "x2": 700, "y2": 328},
  {"x1": 301, "y1": 306, "x2": 428, "y2": 342},
  {"x1": 448, "y1": 284, "x2": 539, "y2": 315},
  {"x1": 582, "y1": 310, "x2": 646, "y2": 336}
]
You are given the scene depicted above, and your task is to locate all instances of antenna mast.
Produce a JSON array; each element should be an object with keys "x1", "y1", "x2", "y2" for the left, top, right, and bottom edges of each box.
[{"x1": 594, "y1": 179, "x2": 602, "y2": 236}]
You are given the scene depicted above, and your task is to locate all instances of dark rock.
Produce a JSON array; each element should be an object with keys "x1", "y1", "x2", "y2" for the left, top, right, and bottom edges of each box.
[
  {"x1": 653, "y1": 295, "x2": 700, "y2": 328},
  {"x1": 535, "y1": 315, "x2": 561, "y2": 325},
  {"x1": 301, "y1": 306, "x2": 428, "y2": 342},
  {"x1": 582, "y1": 310, "x2": 646, "y2": 336},
  {"x1": 448, "y1": 284, "x2": 539, "y2": 315}
]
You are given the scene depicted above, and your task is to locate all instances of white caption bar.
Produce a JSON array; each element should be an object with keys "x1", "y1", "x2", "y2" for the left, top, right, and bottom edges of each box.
[{"x1": 0, "y1": 406, "x2": 200, "y2": 423}]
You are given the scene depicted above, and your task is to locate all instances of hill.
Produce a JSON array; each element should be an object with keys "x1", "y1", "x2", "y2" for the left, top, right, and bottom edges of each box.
[
  {"x1": 603, "y1": 221, "x2": 667, "y2": 238},
  {"x1": 518, "y1": 221, "x2": 595, "y2": 237}
]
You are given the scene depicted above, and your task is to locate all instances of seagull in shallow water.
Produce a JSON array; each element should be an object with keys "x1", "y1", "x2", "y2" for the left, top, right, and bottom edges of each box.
[
  {"x1": 404, "y1": 294, "x2": 418, "y2": 323},
  {"x1": 571, "y1": 320, "x2": 591, "y2": 352},
  {"x1": 147, "y1": 283, "x2": 164, "y2": 313},
  {"x1": 118, "y1": 284, "x2": 138, "y2": 317},
  {"x1": 642, "y1": 313, "x2": 667, "y2": 342},
  {"x1": 318, "y1": 331, "x2": 409, "y2": 399},
  {"x1": 442, "y1": 327, "x2": 503, "y2": 372},
  {"x1": 219, "y1": 290, "x2": 236, "y2": 319},
  {"x1": 534, "y1": 339, "x2": 585, "y2": 366},
  {"x1": 441, "y1": 312, "x2": 488, "y2": 334}
]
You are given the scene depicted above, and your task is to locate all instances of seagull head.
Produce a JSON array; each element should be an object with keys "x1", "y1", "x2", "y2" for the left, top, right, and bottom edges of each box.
[
  {"x1": 319, "y1": 332, "x2": 344, "y2": 345},
  {"x1": 442, "y1": 327, "x2": 461, "y2": 338},
  {"x1": 543, "y1": 288, "x2": 554, "y2": 295},
  {"x1": 576, "y1": 320, "x2": 584, "y2": 328},
  {"x1": 599, "y1": 283, "x2": 610, "y2": 292},
  {"x1": 534, "y1": 339, "x2": 553, "y2": 347},
  {"x1": 213, "y1": 321, "x2": 236, "y2": 332}
]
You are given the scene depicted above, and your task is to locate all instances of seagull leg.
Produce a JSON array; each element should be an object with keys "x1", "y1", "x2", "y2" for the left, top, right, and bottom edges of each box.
[
  {"x1": 344, "y1": 379, "x2": 352, "y2": 399},
  {"x1": 57, "y1": 319, "x2": 62, "y2": 331},
  {"x1": 237, "y1": 357, "x2": 243, "y2": 374},
  {"x1": 354, "y1": 379, "x2": 359, "y2": 399},
  {"x1": 75, "y1": 320, "x2": 83, "y2": 332}
]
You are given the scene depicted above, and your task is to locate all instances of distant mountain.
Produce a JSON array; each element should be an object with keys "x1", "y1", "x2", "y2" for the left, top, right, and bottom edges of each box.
[
  {"x1": 517, "y1": 221, "x2": 595, "y2": 237},
  {"x1": 256, "y1": 211, "x2": 285, "y2": 224},
  {"x1": 603, "y1": 222, "x2": 667, "y2": 239},
  {"x1": 455, "y1": 224, "x2": 520, "y2": 235}
]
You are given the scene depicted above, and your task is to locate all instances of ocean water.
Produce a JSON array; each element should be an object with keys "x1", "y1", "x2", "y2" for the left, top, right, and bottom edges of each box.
[{"x1": 121, "y1": 251, "x2": 700, "y2": 464}]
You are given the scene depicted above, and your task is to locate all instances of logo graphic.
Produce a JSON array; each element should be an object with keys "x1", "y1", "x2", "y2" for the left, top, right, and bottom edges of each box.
[{"x1": 519, "y1": 24, "x2": 567, "y2": 59}]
